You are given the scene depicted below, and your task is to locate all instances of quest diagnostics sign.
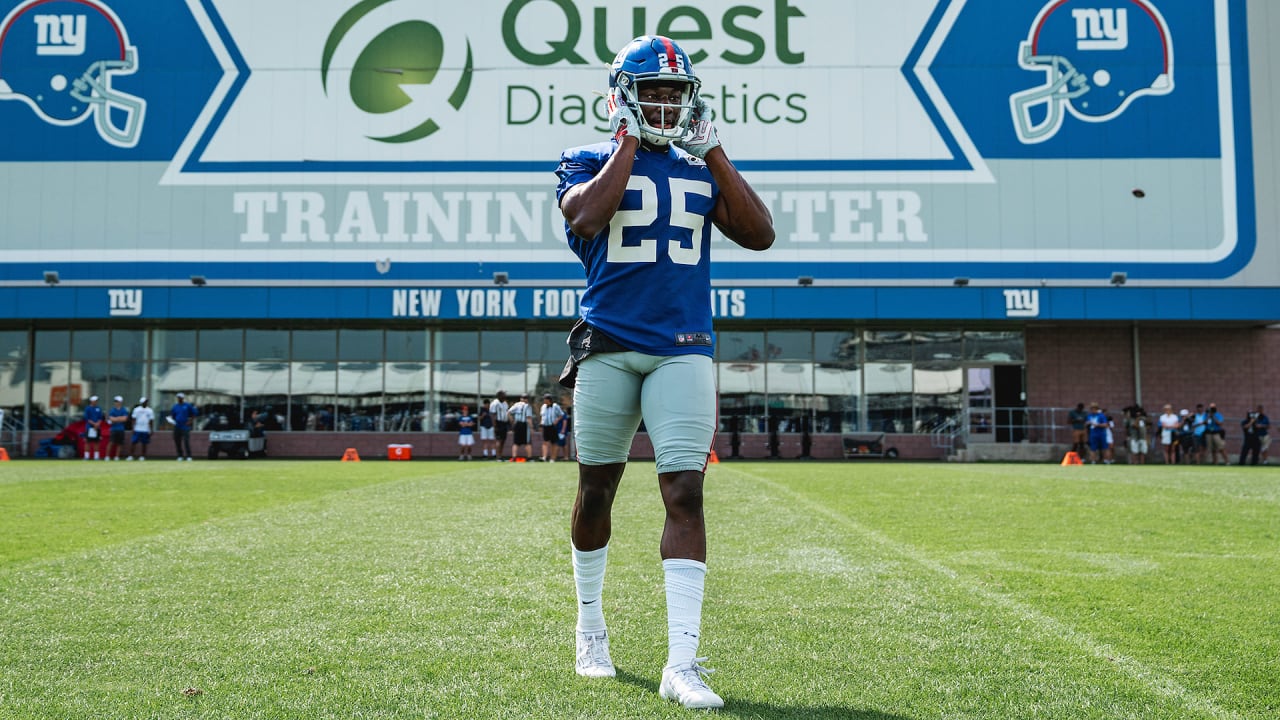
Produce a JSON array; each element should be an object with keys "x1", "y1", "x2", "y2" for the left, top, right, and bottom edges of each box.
[{"x1": 0, "y1": 0, "x2": 1257, "y2": 289}]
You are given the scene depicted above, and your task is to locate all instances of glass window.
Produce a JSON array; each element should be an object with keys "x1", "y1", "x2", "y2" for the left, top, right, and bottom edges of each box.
[
  {"x1": 292, "y1": 330, "x2": 336, "y2": 362},
  {"x1": 913, "y1": 331, "x2": 963, "y2": 364},
  {"x1": 110, "y1": 330, "x2": 146, "y2": 361},
  {"x1": 527, "y1": 331, "x2": 564, "y2": 363},
  {"x1": 34, "y1": 330, "x2": 70, "y2": 363},
  {"x1": 338, "y1": 361, "x2": 383, "y2": 431},
  {"x1": 815, "y1": 331, "x2": 858, "y2": 367},
  {"x1": 718, "y1": 330, "x2": 764, "y2": 363},
  {"x1": 436, "y1": 331, "x2": 478, "y2": 361},
  {"x1": 964, "y1": 331, "x2": 1025, "y2": 362},
  {"x1": 0, "y1": 330, "x2": 27, "y2": 362},
  {"x1": 246, "y1": 329, "x2": 289, "y2": 361},
  {"x1": 151, "y1": 361, "x2": 196, "y2": 413},
  {"x1": 153, "y1": 329, "x2": 196, "y2": 361},
  {"x1": 292, "y1": 361, "x2": 336, "y2": 430},
  {"x1": 244, "y1": 360, "x2": 289, "y2": 431},
  {"x1": 914, "y1": 365, "x2": 963, "y2": 433},
  {"x1": 766, "y1": 330, "x2": 812, "y2": 361},
  {"x1": 866, "y1": 361, "x2": 912, "y2": 433},
  {"x1": 196, "y1": 361, "x2": 243, "y2": 423},
  {"x1": 199, "y1": 329, "x2": 243, "y2": 361},
  {"x1": 814, "y1": 364, "x2": 860, "y2": 433},
  {"x1": 480, "y1": 362, "x2": 528, "y2": 401},
  {"x1": 386, "y1": 330, "x2": 428, "y2": 362},
  {"x1": 35, "y1": 360, "x2": 72, "y2": 422},
  {"x1": 865, "y1": 331, "x2": 912, "y2": 362},
  {"x1": 384, "y1": 361, "x2": 426, "y2": 431},
  {"x1": 434, "y1": 361, "x2": 478, "y2": 429},
  {"x1": 72, "y1": 330, "x2": 109, "y2": 359},
  {"x1": 481, "y1": 331, "x2": 525, "y2": 363},
  {"x1": 339, "y1": 330, "x2": 383, "y2": 362}
]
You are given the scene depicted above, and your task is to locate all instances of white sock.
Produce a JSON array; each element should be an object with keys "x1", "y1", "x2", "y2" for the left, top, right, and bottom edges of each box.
[
  {"x1": 572, "y1": 544, "x2": 609, "y2": 633},
  {"x1": 663, "y1": 558, "x2": 707, "y2": 669}
]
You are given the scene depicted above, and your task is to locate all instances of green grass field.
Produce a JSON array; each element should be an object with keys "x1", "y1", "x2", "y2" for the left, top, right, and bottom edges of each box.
[{"x1": 1, "y1": 459, "x2": 1276, "y2": 719}]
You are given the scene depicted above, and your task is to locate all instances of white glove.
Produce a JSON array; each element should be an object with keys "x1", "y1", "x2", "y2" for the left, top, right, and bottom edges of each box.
[
  {"x1": 606, "y1": 89, "x2": 638, "y2": 142},
  {"x1": 676, "y1": 99, "x2": 721, "y2": 159}
]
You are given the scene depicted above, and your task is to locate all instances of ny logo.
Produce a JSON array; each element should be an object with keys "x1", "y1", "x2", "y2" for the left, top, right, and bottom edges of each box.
[
  {"x1": 33, "y1": 14, "x2": 86, "y2": 56},
  {"x1": 1072, "y1": 8, "x2": 1128, "y2": 50},
  {"x1": 1003, "y1": 289, "x2": 1040, "y2": 318},
  {"x1": 108, "y1": 289, "x2": 143, "y2": 317}
]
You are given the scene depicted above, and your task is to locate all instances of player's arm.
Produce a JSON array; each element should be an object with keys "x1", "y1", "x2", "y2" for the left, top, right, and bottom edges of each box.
[
  {"x1": 706, "y1": 148, "x2": 774, "y2": 251},
  {"x1": 678, "y1": 100, "x2": 774, "y2": 251},
  {"x1": 560, "y1": 136, "x2": 639, "y2": 240}
]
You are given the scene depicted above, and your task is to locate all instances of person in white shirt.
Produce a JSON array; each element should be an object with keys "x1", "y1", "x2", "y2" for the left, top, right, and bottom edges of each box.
[
  {"x1": 1158, "y1": 404, "x2": 1181, "y2": 465},
  {"x1": 489, "y1": 391, "x2": 511, "y2": 461},
  {"x1": 508, "y1": 394, "x2": 535, "y2": 462},
  {"x1": 539, "y1": 393, "x2": 566, "y2": 462},
  {"x1": 127, "y1": 397, "x2": 156, "y2": 461}
]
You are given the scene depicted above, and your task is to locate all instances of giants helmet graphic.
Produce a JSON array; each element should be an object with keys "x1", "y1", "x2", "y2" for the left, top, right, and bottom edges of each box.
[
  {"x1": 609, "y1": 35, "x2": 701, "y2": 147},
  {"x1": 0, "y1": 0, "x2": 145, "y2": 147},
  {"x1": 1010, "y1": 0, "x2": 1173, "y2": 144}
]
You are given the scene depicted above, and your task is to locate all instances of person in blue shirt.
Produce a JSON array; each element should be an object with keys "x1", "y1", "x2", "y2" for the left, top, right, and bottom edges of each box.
[
  {"x1": 82, "y1": 395, "x2": 105, "y2": 460},
  {"x1": 554, "y1": 35, "x2": 774, "y2": 710},
  {"x1": 169, "y1": 392, "x2": 199, "y2": 461},
  {"x1": 456, "y1": 404, "x2": 475, "y2": 461},
  {"x1": 1086, "y1": 402, "x2": 1111, "y2": 464},
  {"x1": 1191, "y1": 403, "x2": 1209, "y2": 465},
  {"x1": 1204, "y1": 403, "x2": 1228, "y2": 465},
  {"x1": 106, "y1": 396, "x2": 130, "y2": 461}
]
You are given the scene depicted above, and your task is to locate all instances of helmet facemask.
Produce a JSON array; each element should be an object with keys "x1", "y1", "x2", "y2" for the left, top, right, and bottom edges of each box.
[{"x1": 615, "y1": 73, "x2": 700, "y2": 147}]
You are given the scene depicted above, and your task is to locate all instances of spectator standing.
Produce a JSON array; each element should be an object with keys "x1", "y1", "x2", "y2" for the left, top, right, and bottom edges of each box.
[
  {"x1": 490, "y1": 390, "x2": 511, "y2": 461},
  {"x1": 1239, "y1": 406, "x2": 1268, "y2": 466},
  {"x1": 1177, "y1": 409, "x2": 1195, "y2": 464},
  {"x1": 457, "y1": 405, "x2": 475, "y2": 460},
  {"x1": 83, "y1": 395, "x2": 105, "y2": 460},
  {"x1": 106, "y1": 396, "x2": 130, "y2": 461},
  {"x1": 508, "y1": 394, "x2": 535, "y2": 461},
  {"x1": 1067, "y1": 403, "x2": 1089, "y2": 456},
  {"x1": 1258, "y1": 406, "x2": 1272, "y2": 464},
  {"x1": 1124, "y1": 407, "x2": 1149, "y2": 464},
  {"x1": 1205, "y1": 403, "x2": 1228, "y2": 465},
  {"x1": 169, "y1": 392, "x2": 199, "y2": 462},
  {"x1": 477, "y1": 404, "x2": 496, "y2": 459},
  {"x1": 1191, "y1": 403, "x2": 1209, "y2": 464},
  {"x1": 1158, "y1": 404, "x2": 1180, "y2": 465},
  {"x1": 555, "y1": 404, "x2": 572, "y2": 461},
  {"x1": 1086, "y1": 402, "x2": 1110, "y2": 464},
  {"x1": 540, "y1": 394, "x2": 565, "y2": 462},
  {"x1": 127, "y1": 397, "x2": 154, "y2": 461}
]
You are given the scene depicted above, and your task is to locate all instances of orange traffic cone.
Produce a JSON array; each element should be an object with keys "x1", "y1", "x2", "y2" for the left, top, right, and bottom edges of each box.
[
  {"x1": 708, "y1": 449, "x2": 720, "y2": 464},
  {"x1": 1060, "y1": 451, "x2": 1083, "y2": 466},
  {"x1": 341, "y1": 448, "x2": 361, "y2": 462},
  {"x1": 0, "y1": 447, "x2": 9, "y2": 461}
]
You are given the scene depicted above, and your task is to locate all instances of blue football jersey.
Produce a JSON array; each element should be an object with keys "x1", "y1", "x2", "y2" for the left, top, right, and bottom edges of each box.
[{"x1": 555, "y1": 140, "x2": 719, "y2": 357}]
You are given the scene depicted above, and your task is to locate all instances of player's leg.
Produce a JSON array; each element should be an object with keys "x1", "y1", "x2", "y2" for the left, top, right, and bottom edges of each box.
[
  {"x1": 570, "y1": 353, "x2": 644, "y2": 678},
  {"x1": 639, "y1": 354, "x2": 724, "y2": 709}
]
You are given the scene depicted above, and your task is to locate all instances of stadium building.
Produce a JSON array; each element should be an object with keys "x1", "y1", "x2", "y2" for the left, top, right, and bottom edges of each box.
[{"x1": 1, "y1": 0, "x2": 1277, "y2": 460}]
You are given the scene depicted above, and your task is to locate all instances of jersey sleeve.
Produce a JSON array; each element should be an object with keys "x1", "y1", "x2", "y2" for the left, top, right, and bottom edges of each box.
[{"x1": 555, "y1": 142, "x2": 614, "y2": 205}]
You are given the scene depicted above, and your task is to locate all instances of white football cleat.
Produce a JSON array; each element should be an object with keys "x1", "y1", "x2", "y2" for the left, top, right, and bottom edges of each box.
[
  {"x1": 660, "y1": 658, "x2": 724, "y2": 709},
  {"x1": 575, "y1": 630, "x2": 616, "y2": 678}
]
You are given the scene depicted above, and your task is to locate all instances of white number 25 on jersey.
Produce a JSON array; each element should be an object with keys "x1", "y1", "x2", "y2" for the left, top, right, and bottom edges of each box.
[{"x1": 606, "y1": 176, "x2": 712, "y2": 265}]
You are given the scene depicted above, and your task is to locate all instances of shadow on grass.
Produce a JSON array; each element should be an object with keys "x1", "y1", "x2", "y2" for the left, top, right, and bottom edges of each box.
[{"x1": 615, "y1": 669, "x2": 913, "y2": 719}]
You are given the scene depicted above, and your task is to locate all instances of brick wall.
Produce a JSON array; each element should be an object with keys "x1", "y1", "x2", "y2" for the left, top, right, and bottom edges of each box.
[{"x1": 1028, "y1": 324, "x2": 1280, "y2": 421}]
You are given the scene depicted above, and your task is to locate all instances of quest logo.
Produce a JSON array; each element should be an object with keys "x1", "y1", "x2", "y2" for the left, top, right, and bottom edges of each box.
[{"x1": 320, "y1": 0, "x2": 474, "y2": 144}]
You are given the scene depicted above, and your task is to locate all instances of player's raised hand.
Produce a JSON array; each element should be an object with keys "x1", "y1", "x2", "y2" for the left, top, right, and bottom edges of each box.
[
  {"x1": 607, "y1": 89, "x2": 639, "y2": 142},
  {"x1": 676, "y1": 98, "x2": 721, "y2": 159}
]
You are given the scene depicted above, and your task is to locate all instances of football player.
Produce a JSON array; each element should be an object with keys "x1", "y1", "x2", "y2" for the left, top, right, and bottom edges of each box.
[{"x1": 555, "y1": 35, "x2": 774, "y2": 710}]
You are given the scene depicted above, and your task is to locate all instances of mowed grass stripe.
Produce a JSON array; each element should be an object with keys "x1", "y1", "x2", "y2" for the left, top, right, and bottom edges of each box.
[{"x1": 711, "y1": 462, "x2": 1272, "y2": 720}]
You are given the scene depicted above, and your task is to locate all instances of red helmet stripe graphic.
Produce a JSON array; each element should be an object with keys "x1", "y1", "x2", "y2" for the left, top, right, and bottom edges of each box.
[
  {"x1": 658, "y1": 36, "x2": 679, "y2": 72},
  {"x1": 1031, "y1": 0, "x2": 1170, "y2": 73},
  {"x1": 0, "y1": 0, "x2": 128, "y2": 74}
]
